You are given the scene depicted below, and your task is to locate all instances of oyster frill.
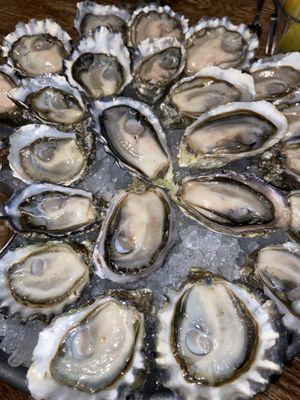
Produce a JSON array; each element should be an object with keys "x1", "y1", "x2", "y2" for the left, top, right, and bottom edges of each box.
[
  {"x1": 27, "y1": 289, "x2": 150, "y2": 400},
  {"x1": 156, "y1": 269, "x2": 285, "y2": 400},
  {"x1": 0, "y1": 242, "x2": 89, "y2": 319},
  {"x1": 93, "y1": 185, "x2": 174, "y2": 283}
]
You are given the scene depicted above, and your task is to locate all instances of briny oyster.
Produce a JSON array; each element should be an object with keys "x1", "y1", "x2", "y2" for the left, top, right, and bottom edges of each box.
[
  {"x1": 8, "y1": 74, "x2": 86, "y2": 125},
  {"x1": 93, "y1": 185, "x2": 174, "y2": 283},
  {"x1": 128, "y1": 3, "x2": 188, "y2": 48},
  {"x1": 64, "y1": 27, "x2": 131, "y2": 99},
  {"x1": 178, "y1": 100, "x2": 287, "y2": 169},
  {"x1": 176, "y1": 172, "x2": 291, "y2": 236},
  {"x1": 274, "y1": 89, "x2": 300, "y2": 139},
  {"x1": 8, "y1": 124, "x2": 88, "y2": 185},
  {"x1": 0, "y1": 242, "x2": 89, "y2": 319},
  {"x1": 1, "y1": 19, "x2": 71, "y2": 77},
  {"x1": 185, "y1": 17, "x2": 258, "y2": 75},
  {"x1": 89, "y1": 97, "x2": 173, "y2": 188},
  {"x1": 74, "y1": 1, "x2": 130, "y2": 37},
  {"x1": 0, "y1": 64, "x2": 19, "y2": 118},
  {"x1": 132, "y1": 37, "x2": 186, "y2": 103},
  {"x1": 156, "y1": 269, "x2": 285, "y2": 400},
  {"x1": 250, "y1": 52, "x2": 300, "y2": 101},
  {"x1": 159, "y1": 67, "x2": 255, "y2": 129},
  {"x1": 27, "y1": 289, "x2": 151, "y2": 400},
  {"x1": 2, "y1": 183, "x2": 98, "y2": 236}
]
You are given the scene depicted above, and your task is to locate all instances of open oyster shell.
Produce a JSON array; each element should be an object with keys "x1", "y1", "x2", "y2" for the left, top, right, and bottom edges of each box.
[
  {"x1": 93, "y1": 184, "x2": 175, "y2": 283},
  {"x1": 274, "y1": 89, "x2": 300, "y2": 139},
  {"x1": 178, "y1": 100, "x2": 287, "y2": 169},
  {"x1": 1, "y1": 19, "x2": 71, "y2": 77},
  {"x1": 185, "y1": 17, "x2": 258, "y2": 75},
  {"x1": 176, "y1": 171, "x2": 291, "y2": 236},
  {"x1": 0, "y1": 241, "x2": 90, "y2": 319},
  {"x1": 287, "y1": 190, "x2": 300, "y2": 241},
  {"x1": 0, "y1": 64, "x2": 20, "y2": 118},
  {"x1": 2, "y1": 183, "x2": 98, "y2": 236},
  {"x1": 8, "y1": 74, "x2": 86, "y2": 126},
  {"x1": 132, "y1": 37, "x2": 186, "y2": 103},
  {"x1": 250, "y1": 52, "x2": 300, "y2": 101},
  {"x1": 156, "y1": 268, "x2": 285, "y2": 400},
  {"x1": 74, "y1": 1, "x2": 130, "y2": 37},
  {"x1": 64, "y1": 27, "x2": 132, "y2": 100},
  {"x1": 128, "y1": 3, "x2": 188, "y2": 48},
  {"x1": 27, "y1": 289, "x2": 151, "y2": 400}
]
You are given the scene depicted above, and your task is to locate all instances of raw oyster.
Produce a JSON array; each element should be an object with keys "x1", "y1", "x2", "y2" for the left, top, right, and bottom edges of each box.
[
  {"x1": 133, "y1": 37, "x2": 186, "y2": 103},
  {"x1": 27, "y1": 289, "x2": 150, "y2": 400},
  {"x1": 288, "y1": 190, "x2": 300, "y2": 241},
  {"x1": 8, "y1": 124, "x2": 88, "y2": 185},
  {"x1": 89, "y1": 97, "x2": 173, "y2": 187},
  {"x1": 156, "y1": 269, "x2": 285, "y2": 400},
  {"x1": 274, "y1": 89, "x2": 300, "y2": 139},
  {"x1": 0, "y1": 241, "x2": 89, "y2": 319},
  {"x1": 8, "y1": 74, "x2": 86, "y2": 125},
  {"x1": 0, "y1": 64, "x2": 19, "y2": 117},
  {"x1": 64, "y1": 27, "x2": 131, "y2": 99},
  {"x1": 178, "y1": 100, "x2": 287, "y2": 169},
  {"x1": 74, "y1": 1, "x2": 130, "y2": 37},
  {"x1": 128, "y1": 3, "x2": 188, "y2": 48},
  {"x1": 1, "y1": 19, "x2": 71, "y2": 77},
  {"x1": 93, "y1": 184, "x2": 174, "y2": 283},
  {"x1": 2, "y1": 183, "x2": 98, "y2": 236},
  {"x1": 176, "y1": 172, "x2": 291, "y2": 236},
  {"x1": 185, "y1": 17, "x2": 258, "y2": 75},
  {"x1": 250, "y1": 52, "x2": 300, "y2": 101}
]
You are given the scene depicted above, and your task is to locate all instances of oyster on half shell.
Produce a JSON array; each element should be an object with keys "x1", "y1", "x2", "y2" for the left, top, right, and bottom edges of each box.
[
  {"x1": 0, "y1": 64, "x2": 19, "y2": 117},
  {"x1": 274, "y1": 89, "x2": 300, "y2": 139}
]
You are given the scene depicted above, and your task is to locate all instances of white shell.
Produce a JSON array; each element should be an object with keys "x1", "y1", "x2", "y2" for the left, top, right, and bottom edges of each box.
[
  {"x1": 250, "y1": 52, "x2": 300, "y2": 73},
  {"x1": 0, "y1": 63, "x2": 20, "y2": 85}
]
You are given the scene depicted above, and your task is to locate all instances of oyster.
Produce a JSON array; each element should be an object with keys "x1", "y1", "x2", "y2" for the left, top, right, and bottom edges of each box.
[
  {"x1": 274, "y1": 89, "x2": 300, "y2": 139},
  {"x1": 0, "y1": 64, "x2": 19, "y2": 117},
  {"x1": 64, "y1": 27, "x2": 131, "y2": 99},
  {"x1": 89, "y1": 97, "x2": 173, "y2": 187},
  {"x1": 250, "y1": 52, "x2": 300, "y2": 101},
  {"x1": 156, "y1": 269, "x2": 285, "y2": 400},
  {"x1": 8, "y1": 124, "x2": 87, "y2": 185},
  {"x1": 0, "y1": 242, "x2": 89, "y2": 319},
  {"x1": 185, "y1": 17, "x2": 258, "y2": 75},
  {"x1": 133, "y1": 37, "x2": 186, "y2": 103},
  {"x1": 93, "y1": 185, "x2": 174, "y2": 283},
  {"x1": 74, "y1": 1, "x2": 130, "y2": 37},
  {"x1": 2, "y1": 183, "x2": 98, "y2": 236},
  {"x1": 128, "y1": 3, "x2": 188, "y2": 48},
  {"x1": 178, "y1": 100, "x2": 287, "y2": 169},
  {"x1": 1, "y1": 19, "x2": 71, "y2": 77},
  {"x1": 176, "y1": 172, "x2": 291, "y2": 236},
  {"x1": 288, "y1": 190, "x2": 300, "y2": 241},
  {"x1": 27, "y1": 289, "x2": 150, "y2": 400},
  {"x1": 8, "y1": 74, "x2": 86, "y2": 125},
  {"x1": 0, "y1": 181, "x2": 14, "y2": 253}
]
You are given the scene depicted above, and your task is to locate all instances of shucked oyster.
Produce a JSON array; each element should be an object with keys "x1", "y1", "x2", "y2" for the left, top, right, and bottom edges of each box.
[
  {"x1": 178, "y1": 100, "x2": 287, "y2": 169},
  {"x1": 176, "y1": 172, "x2": 291, "y2": 236},
  {"x1": 156, "y1": 269, "x2": 285, "y2": 400},
  {"x1": 274, "y1": 89, "x2": 300, "y2": 139},
  {"x1": 93, "y1": 185, "x2": 174, "y2": 283},
  {"x1": 2, "y1": 183, "x2": 97, "y2": 236},
  {"x1": 185, "y1": 17, "x2": 258, "y2": 75},
  {"x1": 0, "y1": 242, "x2": 89, "y2": 319},
  {"x1": 64, "y1": 27, "x2": 131, "y2": 99},
  {"x1": 287, "y1": 190, "x2": 300, "y2": 241},
  {"x1": 27, "y1": 289, "x2": 150, "y2": 400},
  {"x1": 1, "y1": 19, "x2": 71, "y2": 77}
]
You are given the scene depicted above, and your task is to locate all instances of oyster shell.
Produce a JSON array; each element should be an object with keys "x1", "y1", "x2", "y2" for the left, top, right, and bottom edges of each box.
[
  {"x1": 0, "y1": 181, "x2": 15, "y2": 253},
  {"x1": 178, "y1": 100, "x2": 287, "y2": 169},
  {"x1": 27, "y1": 289, "x2": 150, "y2": 400},
  {"x1": 274, "y1": 89, "x2": 300, "y2": 139},
  {"x1": 176, "y1": 171, "x2": 291, "y2": 236},
  {"x1": 0, "y1": 241, "x2": 89, "y2": 319},
  {"x1": 93, "y1": 184, "x2": 174, "y2": 283},
  {"x1": 128, "y1": 3, "x2": 188, "y2": 48},
  {"x1": 2, "y1": 183, "x2": 98, "y2": 236},
  {"x1": 132, "y1": 37, "x2": 186, "y2": 103},
  {"x1": 156, "y1": 269, "x2": 285, "y2": 400},
  {"x1": 8, "y1": 74, "x2": 86, "y2": 125},
  {"x1": 287, "y1": 190, "x2": 300, "y2": 241},
  {"x1": 64, "y1": 27, "x2": 132, "y2": 99},
  {"x1": 0, "y1": 64, "x2": 20, "y2": 117},
  {"x1": 250, "y1": 52, "x2": 300, "y2": 101},
  {"x1": 185, "y1": 17, "x2": 258, "y2": 75},
  {"x1": 89, "y1": 97, "x2": 173, "y2": 188},
  {"x1": 8, "y1": 124, "x2": 88, "y2": 185},
  {"x1": 74, "y1": 1, "x2": 130, "y2": 37},
  {"x1": 1, "y1": 19, "x2": 71, "y2": 77}
]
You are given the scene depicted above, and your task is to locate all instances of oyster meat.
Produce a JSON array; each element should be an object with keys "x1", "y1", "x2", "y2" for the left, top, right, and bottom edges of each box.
[
  {"x1": 0, "y1": 242, "x2": 89, "y2": 318},
  {"x1": 274, "y1": 89, "x2": 300, "y2": 139}
]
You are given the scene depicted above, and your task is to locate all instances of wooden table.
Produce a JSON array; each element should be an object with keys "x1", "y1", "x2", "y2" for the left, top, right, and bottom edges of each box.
[{"x1": 0, "y1": 0, "x2": 299, "y2": 399}]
